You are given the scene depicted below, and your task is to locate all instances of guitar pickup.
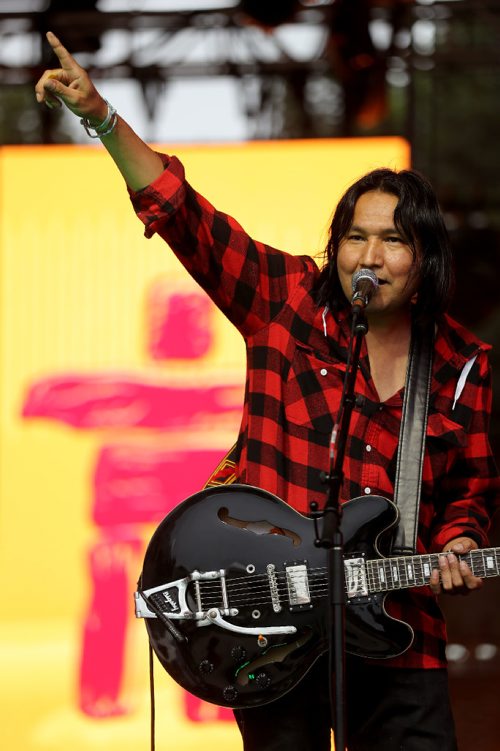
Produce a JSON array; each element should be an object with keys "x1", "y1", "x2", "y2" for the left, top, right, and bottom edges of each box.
[
  {"x1": 344, "y1": 556, "x2": 368, "y2": 599},
  {"x1": 285, "y1": 562, "x2": 312, "y2": 611}
]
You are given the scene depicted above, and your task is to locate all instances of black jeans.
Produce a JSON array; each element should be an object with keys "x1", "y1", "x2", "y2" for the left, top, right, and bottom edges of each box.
[{"x1": 234, "y1": 656, "x2": 458, "y2": 751}]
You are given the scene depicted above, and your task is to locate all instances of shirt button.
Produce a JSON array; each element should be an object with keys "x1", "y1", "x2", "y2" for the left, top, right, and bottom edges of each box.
[
  {"x1": 364, "y1": 487, "x2": 371, "y2": 495},
  {"x1": 365, "y1": 444, "x2": 372, "y2": 452},
  {"x1": 320, "y1": 368, "x2": 328, "y2": 376}
]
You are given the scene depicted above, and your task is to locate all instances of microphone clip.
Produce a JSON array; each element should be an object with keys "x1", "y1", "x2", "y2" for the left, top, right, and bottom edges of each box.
[{"x1": 351, "y1": 289, "x2": 371, "y2": 308}]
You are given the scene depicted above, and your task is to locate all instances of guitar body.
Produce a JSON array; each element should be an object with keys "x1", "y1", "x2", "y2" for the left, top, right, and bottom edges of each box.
[{"x1": 139, "y1": 484, "x2": 413, "y2": 708}]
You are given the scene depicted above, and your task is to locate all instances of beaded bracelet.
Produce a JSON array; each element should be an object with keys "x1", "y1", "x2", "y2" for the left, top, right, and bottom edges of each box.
[{"x1": 80, "y1": 100, "x2": 118, "y2": 139}]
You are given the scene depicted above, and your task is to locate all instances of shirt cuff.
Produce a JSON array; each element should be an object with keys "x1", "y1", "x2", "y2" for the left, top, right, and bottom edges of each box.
[
  {"x1": 128, "y1": 153, "x2": 187, "y2": 238},
  {"x1": 431, "y1": 525, "x2": 488, "y2": 552}
]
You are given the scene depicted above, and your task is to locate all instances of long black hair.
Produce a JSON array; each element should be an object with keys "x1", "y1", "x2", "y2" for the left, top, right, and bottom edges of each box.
[{"x1": 316, "y1": 168, "x2": 454, "y2": 324}]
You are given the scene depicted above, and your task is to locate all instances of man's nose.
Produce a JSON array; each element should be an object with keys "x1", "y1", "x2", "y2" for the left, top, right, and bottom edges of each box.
[{"x1": 360, "y1": 238, "x2": 383, "y2": 266}]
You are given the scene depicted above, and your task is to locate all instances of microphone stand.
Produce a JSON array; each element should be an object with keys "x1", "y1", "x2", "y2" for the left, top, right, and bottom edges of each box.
[{"x1": 313, "y1": 303, "x2": 369, "y2": 751}]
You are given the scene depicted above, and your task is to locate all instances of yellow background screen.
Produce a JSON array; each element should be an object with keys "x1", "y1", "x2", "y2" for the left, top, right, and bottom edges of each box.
[{"x1": 0, "y1": 137, "x2": 409, "y2": 750}]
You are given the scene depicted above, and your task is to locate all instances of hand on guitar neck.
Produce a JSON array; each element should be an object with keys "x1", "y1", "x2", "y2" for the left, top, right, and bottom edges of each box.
[{"x1": 430, "y1": 537, "x2": 483, "y2": 596}]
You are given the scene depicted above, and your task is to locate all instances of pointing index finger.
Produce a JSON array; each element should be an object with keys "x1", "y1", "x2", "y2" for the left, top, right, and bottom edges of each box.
[{"x1": 46, "y1": 31, "x2": 79, "y2": 71}]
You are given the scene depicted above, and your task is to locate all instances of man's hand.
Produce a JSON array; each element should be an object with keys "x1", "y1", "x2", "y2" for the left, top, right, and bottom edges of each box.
[
  {"x1": 35, "y1": 31, "x2": 107, "y2": 124},
  {"x1": 35, "y1": 31, "x2": 164, "y2": 190},
  {"x1": 429, "y1": 537, "x2": 483, "y2": 595}
]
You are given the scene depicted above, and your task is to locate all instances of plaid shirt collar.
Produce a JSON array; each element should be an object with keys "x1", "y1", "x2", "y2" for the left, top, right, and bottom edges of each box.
[{"x1": 322, "y1": 303, "x2": 490, "y2": 396}]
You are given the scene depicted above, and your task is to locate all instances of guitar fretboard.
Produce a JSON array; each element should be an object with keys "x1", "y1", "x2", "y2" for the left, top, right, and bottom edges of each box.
[{"x1": 365, "y1": 547, "x2": 500, "y2": 593}]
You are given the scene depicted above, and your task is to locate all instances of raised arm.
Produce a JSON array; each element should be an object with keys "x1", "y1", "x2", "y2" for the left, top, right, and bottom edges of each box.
[
  {"x1": 35, "y1": 31, "x2": 312, "y2": 335},
  {"x1": 35, "y1": 31, "x2": 163, "y2": 191}
]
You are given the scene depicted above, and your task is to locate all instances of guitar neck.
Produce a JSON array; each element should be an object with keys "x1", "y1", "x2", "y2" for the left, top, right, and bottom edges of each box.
[{"x1": 365, "y1": 547, "x2": 500, "y2": 594}]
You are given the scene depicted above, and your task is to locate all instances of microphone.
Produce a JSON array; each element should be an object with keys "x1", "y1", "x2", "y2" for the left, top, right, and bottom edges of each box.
[{"x1": 351, "y1": 268, "x2": 378, "y2": 310}]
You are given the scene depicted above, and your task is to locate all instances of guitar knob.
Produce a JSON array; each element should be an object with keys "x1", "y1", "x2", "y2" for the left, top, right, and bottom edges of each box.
[
  {"x1": 199, "y1": 660, "x2": 214, "y2": 674},
  {"x1": 255, "y1": 672, "x2": 271, "y2": 689},
  {"x1": 223, "y1": 685, "x2": 238, "y2": 703},
  {"x1": 231, "y1": 645, "x2": 247, "y2": 662}
]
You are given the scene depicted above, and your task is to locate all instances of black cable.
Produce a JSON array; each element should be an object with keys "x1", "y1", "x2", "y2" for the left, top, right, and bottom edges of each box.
[{"x1": 149, "y1": 643, "x2": 156, "y2": 751}]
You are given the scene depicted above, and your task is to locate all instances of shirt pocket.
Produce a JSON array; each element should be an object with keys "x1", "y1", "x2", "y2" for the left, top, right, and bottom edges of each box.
[
  {"x1": 426, "y1": 412, "x2": 467, "y2": 448},
  {"x1": 423, "y1": 411, "x2": 467, "y2": 485},
  {"x1": 284, "y1": 342, "x2": 344, "y2": 434}
]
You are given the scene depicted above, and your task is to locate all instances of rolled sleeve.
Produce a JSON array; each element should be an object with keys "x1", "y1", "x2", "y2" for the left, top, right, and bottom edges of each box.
[{"x1": 129, "y1": 153, "x2": 187, "y2": 237}]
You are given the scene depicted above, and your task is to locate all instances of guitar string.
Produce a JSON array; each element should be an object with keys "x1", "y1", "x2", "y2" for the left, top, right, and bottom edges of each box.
[
  {"x1": 198, "y1": 560, "x2": 426, "y2": 596},
  {"x1": 148, "y1": 548, "x2": 500, "y2": 615},
  {"x1": 197, "y1": 564, "x2": 472, "y2": 605},
  {"x1": 195, "y1": 551, "x2": 500, "y2": 609},
  {"x1": 195, "y1": 548, "x2": 499, "y2": 595},
  {"x1": 194, "y1": 548, "x2": 498, "y2": 592},
  {"x1": 191, "y1": 550, "x2": 500, "y2": 610},
  {"x1": 197, "y1": 564, "x2": 485, "y2": 608},
  {"x1": 201, "y1": 572, "x2": 406, "y2": 608},
  {"x1": 201, "y1": 566, "x2": 480, "y2": 609},
  {"x1": 202, "y1": 573, "x2": 400, "y2": 607},
  {"x1": 199, "y1": 568, "x2": 493, "y2": 609}
]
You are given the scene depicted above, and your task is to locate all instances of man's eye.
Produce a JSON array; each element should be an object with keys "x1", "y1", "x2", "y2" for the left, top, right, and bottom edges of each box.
[{"x1": 386, "y1": 236, "x2": 403, "y2": 243}]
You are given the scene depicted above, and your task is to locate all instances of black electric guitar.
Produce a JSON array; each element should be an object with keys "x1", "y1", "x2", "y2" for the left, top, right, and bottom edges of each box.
[{"x1": 135, "y1": 484, "x2": 498, "y2": 708}]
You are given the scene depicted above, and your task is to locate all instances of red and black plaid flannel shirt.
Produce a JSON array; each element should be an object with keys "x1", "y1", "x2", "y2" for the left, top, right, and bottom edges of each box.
[{"x1": 130, "y1": 154, "x2": 499, "y2": 669}]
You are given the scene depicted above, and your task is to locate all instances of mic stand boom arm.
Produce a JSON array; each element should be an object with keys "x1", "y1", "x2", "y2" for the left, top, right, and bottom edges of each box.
[{"x1": 314, "y1": 304, "x2": 368, "y2": 751}]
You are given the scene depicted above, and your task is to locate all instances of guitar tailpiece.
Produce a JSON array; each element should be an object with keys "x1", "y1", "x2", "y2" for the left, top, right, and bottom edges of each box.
[{"x1": 137, "y1": 590, "x2": 186, "y2": 643}]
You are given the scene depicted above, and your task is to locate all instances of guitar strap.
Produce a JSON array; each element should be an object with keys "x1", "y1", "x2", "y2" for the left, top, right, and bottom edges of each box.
[{"x1": 391, "y1": 320, "x2": 435, "y2": 556}]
